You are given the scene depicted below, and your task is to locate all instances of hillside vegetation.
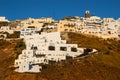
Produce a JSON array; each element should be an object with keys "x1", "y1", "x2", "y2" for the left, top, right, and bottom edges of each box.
[{"x1": 0, "y1": 32, "x2": 120, "y2": 80}]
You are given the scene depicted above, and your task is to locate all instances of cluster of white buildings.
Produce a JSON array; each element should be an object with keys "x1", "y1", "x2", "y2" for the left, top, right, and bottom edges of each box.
[
  {"x1": 17, "y1": 17, "x2": 55, "y2": 29},
  {"x1": 0, "y1": 13, "x2": 120, "y2": 73},
  {"x1": 18, "y1": 16, "x2": 120, "y2": 39},
  {"x1": 0, "y1": 16, "x2": 15, "y2": 35},
  {"x1": 0, "y1": 17, "x2": 55, "y2": 34},
  {"x1": 0, "y1": 13, "x2": 119, "y2": 72},
  {"x1": 14, "y1": 32, "x2": 86, "y2": 73},
  {"x1": 57, "y1": 12, "x2": 120, "y2": 39},
  {"x1": 78, "y1": 16, "x2": 120, "y2": 39},
  {"x1": 1, "y1": 11, "x2": 120, "y2": 39},
  {"x1": 0, "y1": 17, "x2": 56, "y2": 39}
]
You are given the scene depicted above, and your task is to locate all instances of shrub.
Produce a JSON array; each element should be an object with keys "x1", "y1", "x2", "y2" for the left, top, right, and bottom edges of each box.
[
  {"x1": 7, "y1": 31, "x2": 20, "y2": 38},
  {"x1": 14, "y1": 39, "x2": 26, "y2": 58}
]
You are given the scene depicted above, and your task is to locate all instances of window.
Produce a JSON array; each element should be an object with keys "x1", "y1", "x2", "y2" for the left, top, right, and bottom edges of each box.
[
  {"x1": 19, "y1": 62, "x2": 21, "y2": 64},
  {"x1": 28, "y1": 52, "x2": 30, "y2": 54},
  {"x1": 71, "y1": 47, "x2": 77, "y2": 52},
  {"x1": 108, "y1": 31, "x2": 111, "y2": 34},
  {"x1": 64, "y1": 29, "x2": 68, "y2": 32},
  {"x1": 60, "y1": 47, "x2": 67, "y2": 51},
  {"x1": 37, "y1": 60, "x2": 39, "y2": 62},
  {"x1": 29, "y1": 65, "x2": 32, "y2": 70},
  {"x1": 21, "y1": 29, "x2": 25, "y2": 31},
  {"x1": 48, "y1": 54, "x2": 51, "y2": 56},
  {"x1": 26, "y1": 29, "x2": 29, "y2": 31},
  {"x1": 48, "y1": 46, "x2": 55, "y2": 50},
  {"x1": 31, "y1": 46, "x2": 38, "y2": 50},
  {"x1": 57, "y1": 41, "x2": 59, "y2": 44},
  {"x1": 34, "y1": 47, "x2": 38, "y2": 50},
  {"x1": 70, "y1": 29, "x2": 73, "y2": 32}
]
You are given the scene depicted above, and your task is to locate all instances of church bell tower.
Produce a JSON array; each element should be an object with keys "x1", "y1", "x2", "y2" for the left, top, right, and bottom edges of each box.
[{"x1": 85, "y1": 10, "x2": 90, "y2": 18}]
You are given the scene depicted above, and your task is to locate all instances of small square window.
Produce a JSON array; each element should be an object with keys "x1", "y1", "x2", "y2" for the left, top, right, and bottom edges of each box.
[
  {"x1": 48, "y1": 46, "x2": 55, "y2": 50},
  {"x1": 71, "y1": 47, "x2": 77, "y2": 52},
  {"x1": 60, "y1": 47, "x2": 67, "y2": 51}
]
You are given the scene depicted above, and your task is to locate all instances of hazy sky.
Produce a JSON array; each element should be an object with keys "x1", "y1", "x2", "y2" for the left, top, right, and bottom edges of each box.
[{"x1": 0, "y1": 0, "x2": 120, "y2": 20}]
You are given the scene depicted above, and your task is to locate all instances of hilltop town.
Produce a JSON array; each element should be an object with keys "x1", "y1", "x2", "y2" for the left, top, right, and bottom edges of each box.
[
  {"x1": 0, "y1": 11, "x2": 120, "y2": 80},
  {"x1": 0, "y1": 10, "x2": 120, "y2": 40}
]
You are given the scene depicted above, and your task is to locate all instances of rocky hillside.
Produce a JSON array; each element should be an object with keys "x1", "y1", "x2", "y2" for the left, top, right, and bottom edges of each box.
[{"x1": 0, "y1": 32, "x2": 120, "y2": 80}]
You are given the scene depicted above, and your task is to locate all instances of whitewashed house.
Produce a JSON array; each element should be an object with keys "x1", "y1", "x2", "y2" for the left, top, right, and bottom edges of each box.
[
  {"x1": 15, "y1": 32, "x2": 84, "y2": 73},
  {"x1": 0, "y1": 16, "x2": 9, "y2": 22},
  {"x1": 20, "y1": 28, "x2": 40, "y2": 38},
  {"x1": 0, "y1": 26, "x2": 14, "y2": 34}
]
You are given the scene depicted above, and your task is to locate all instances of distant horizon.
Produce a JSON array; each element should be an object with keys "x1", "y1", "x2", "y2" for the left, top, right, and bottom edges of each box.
[{"x1": 0, "y1": 0, "x2": 120, "y2": 21}]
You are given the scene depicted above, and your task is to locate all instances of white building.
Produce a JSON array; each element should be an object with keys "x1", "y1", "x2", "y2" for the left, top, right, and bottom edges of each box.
[
  {"x1": 20, "y1": 28, "x2": 40, "y2": 38},
  {"x1": 0, "y1": 26, "x2": 14, "y2": 34},
  {"x1": 15, "y1": 32, "x2": 84, "y2": 73},
  {"x1": 76, "y1": 16, "x2": 120, "y2": 39},
  {"x1": 19, "y1": 17, "x2": 55, "y2": 29},
  {"x1": 0, "y1": 16, "x2": 9, "y2": 22}
]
